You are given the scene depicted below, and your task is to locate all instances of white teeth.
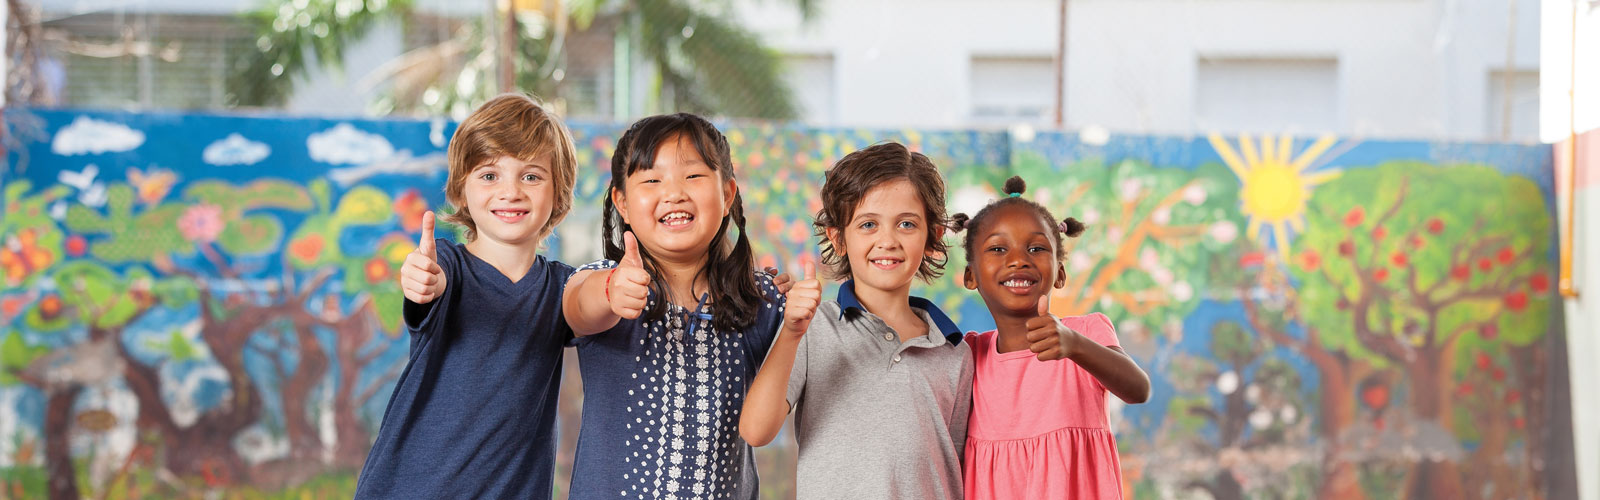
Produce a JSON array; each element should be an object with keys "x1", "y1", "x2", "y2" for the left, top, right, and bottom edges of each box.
[
  {"x1": 872, "y1": 259, "x2": 898, "y2": 266},
  {"x1": 1003, "y1": 279, "x2": 1035, "y2": 287},
  {"x1": 660, "y1": 212, "x2": 693, "y2": 223}
]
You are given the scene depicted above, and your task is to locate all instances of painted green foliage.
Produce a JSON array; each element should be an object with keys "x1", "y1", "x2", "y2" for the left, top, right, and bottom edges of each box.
[
  {"x1": 1293, "y1": 162, "x2": 1550, "y2": 380},
  {"x1": 0, "y1": 111, "x2": 1567, "y2": 499},
  {"x1": 951, "y1": 152, "x2": 1248, "y2": 340},
  {"x1": 287, "y1": 179, "x2": 409, "y2": 332},
  {"x1": 64, "y1": 179, "x2": 312, "y2": 262}
]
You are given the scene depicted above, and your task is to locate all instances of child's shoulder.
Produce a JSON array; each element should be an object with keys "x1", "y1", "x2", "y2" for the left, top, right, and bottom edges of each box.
[
  {"x1": 1059, "y1": 312, "x2": 1119, "y2": 346},
  {"x1": 541, "y1": 255, "x2": 576, "y2": 273}
]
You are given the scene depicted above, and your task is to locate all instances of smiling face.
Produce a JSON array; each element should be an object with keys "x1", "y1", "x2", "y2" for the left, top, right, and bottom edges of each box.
[
  {"x1": 461, "y1": 153, "x2": 556, "y2": 249},
  {"x1": 612, "y1": 133, "x2": 737, "y2": 265},
  {"x1": 826, "y1": 178, "x2": 930, "y2": 297},
  {"x1": 963, "y1": 204, "x2": 1067, "y2": 317}
]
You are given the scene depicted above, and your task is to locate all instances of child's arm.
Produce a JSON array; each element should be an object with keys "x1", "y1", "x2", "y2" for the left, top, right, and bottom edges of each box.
[
  {"x1": 739, "y1": 262, "x2": 820, "y2": 447},
  {"x1": 950, "y1": 345, "x2": 975, "y2": 463},
  {"x1": 562, "y1": 232, "x2": 652, "y2": 336},
  {"x1": 1024, "y1": 297, "x2": 1151, "y2": 404}
]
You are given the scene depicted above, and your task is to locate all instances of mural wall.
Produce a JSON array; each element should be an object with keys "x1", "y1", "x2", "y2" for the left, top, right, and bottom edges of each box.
[{"x1": 0, "y1": 109, "x2": 1571, "y2": 499}]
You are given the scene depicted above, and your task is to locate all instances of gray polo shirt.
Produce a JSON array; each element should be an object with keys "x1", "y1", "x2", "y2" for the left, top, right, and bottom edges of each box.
[{"x1": 783, "y1": 280, "x2": 974, "y2": 500}]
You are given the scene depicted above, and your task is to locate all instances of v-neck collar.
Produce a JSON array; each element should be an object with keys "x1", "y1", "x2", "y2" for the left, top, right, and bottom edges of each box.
[{"x1": 459, "y1": 244, "x2": 544, "y2": 293}]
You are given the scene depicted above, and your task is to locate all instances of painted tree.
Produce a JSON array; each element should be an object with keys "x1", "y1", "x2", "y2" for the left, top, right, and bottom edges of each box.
[
  {"x1": 1290, "y1": 162, "x2": 1553, "y2": 498},
  {"x1": 1162, "y1": 320, "x2": 1313, "y2": 499},
  {"x1": 40, "y1": 177, "x2": 314, "y2": 485},
  {"x1": 942, "y1": 151, "x2": 1246, "y2": 348},
  {"x1": 275, "y1": 180, "x2": 412, "y2": 470},
  {"x1": 2, "y1": 180, "x2": 82, "y2": 500}
]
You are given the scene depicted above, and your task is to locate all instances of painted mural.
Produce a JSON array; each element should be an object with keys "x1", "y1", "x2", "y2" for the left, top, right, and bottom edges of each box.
[{"x1": 0, "y1": 109, "x2": 1569, "y2": 499}]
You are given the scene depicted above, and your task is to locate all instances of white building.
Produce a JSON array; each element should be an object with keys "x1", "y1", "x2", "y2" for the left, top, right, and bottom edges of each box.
[
  {"x1": 745, "y1": 0, "x2": 1543, "y2": 141},
  {"x1": 1543, "y1": 2, "x2": 1600, "y2": 500},
  {"x1": 27, "y1": 0, "x2": 1542, "y2": 141}
]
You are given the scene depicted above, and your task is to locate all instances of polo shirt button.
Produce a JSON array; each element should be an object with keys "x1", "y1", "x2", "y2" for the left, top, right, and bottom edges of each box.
[
  {"x1": 893, "y1": 354, "x2": 902, "y2": 363},
  {"x1": 884, "y1": 332, "x2": 894, "y2": 341}
]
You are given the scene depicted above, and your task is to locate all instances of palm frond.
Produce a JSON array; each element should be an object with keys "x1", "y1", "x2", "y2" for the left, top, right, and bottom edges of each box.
[{"x1": 229, "y1": 0, "x2": 414, "y2": 107}]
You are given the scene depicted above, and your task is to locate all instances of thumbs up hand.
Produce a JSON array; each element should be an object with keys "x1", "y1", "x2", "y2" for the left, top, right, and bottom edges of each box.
[
  {"x1": 401, "y1": 211, "x2": 447, "y2": 304},
  {"x1": 780, "y1": 260, "x2": 822, "y2": 338},
  {"x1": 1024, "y1": 295, "x2": 1079, "y2": 361},
  {"x1": 607, "y1": 231, "x2": 653, "y2": 319}
]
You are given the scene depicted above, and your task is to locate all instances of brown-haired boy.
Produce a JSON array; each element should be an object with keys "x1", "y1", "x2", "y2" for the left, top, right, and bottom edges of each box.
[{"x1": 355, "y1": 94, "x2": 579, "y2": 499}]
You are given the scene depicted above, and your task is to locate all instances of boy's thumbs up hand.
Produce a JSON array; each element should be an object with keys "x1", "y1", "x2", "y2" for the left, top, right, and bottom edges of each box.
[
  {"x1": 608, "y1": 231, "x2": 652, "y2": 319},
  {"x1": 401, "y1": 211, "x2": 447, "y2": 304},
  {"x1": 780, "y1": 260, "x2": 822, "y2": 339},
  {"x1": 1025, "y1": 295, "x2": 1077, "y2": 361}
]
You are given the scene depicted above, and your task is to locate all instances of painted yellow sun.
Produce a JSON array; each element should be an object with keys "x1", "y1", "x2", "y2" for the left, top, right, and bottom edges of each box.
[{"x1": 1208, "y1": 133, "x2": 1343, "y2": 262}]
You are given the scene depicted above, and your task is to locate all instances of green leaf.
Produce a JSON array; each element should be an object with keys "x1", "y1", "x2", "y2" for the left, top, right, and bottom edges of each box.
[
  {"x1": 374, "y1": 289, "x2": 405, "y2": 335},
  {"x1": 0, "y1": 331, "x2": 49, "y2": 386},
  {"x1": 332, "y1": 186, "x2": 394, "y2": 225},
  {"x1": 154, "y1": 277, "x2": 201, "y2": 308},
  {"x1": 164, "y1": 330, "x2": 198, "y2": 362},
  {"x1": 216, "y1": 215, "x2": 287, "y2": 256},
  {"x1": 310, "y1": 178, "x2": 333, "y2": 214},
  {"x1": 95, "y1": 294, "x2": 140, "y2": 329}
]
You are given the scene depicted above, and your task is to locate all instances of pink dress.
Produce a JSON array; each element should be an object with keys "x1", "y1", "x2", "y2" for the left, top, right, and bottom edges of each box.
[{"x1": 964, "y1": 313, "x2": 1126, "y2": 500}]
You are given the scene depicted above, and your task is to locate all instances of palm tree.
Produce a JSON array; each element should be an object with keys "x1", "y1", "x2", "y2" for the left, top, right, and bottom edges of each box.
[
  {"x1": 227, "y1": 0, "x2": 416, "y2": 108},
  {"x1": 230, "y1": 0, "x2": 812, "y2": 120}
]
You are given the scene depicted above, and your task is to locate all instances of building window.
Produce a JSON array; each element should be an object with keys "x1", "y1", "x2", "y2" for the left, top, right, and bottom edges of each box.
[
  {"x1": 43, "y1": 13, "x2": 252, "y2": 110},
  {"x1": 970, "y1": 55, "x2": 1054, "y2": 124},
  {"x1": 781, "y1": 53, "x2": 836, "y2": 125},
  {"x1": 1487, "y1": 69, "x2": 1538, "y2": 141},
  {"x1": 1194, "y1": 57, "x2": 1339, "y2": 134}
]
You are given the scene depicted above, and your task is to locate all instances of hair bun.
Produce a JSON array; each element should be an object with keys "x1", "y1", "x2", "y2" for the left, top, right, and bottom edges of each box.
[
  {"x1": 1002, "y1": 176, "x2": 1026, "y2": 196},
  {"x1": 949, "y1": 213, "x2": 971, "y2": 233},
  {"x1": 1060, "y1": 217, "x2": 1086, "y2": 237}
]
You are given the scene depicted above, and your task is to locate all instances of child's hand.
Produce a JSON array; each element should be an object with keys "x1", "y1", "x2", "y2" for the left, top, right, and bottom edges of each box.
[
  {"x1": 608, "y1": 231, "x2": 652, "y2": 319},
  {"x1": 780, "y1": 261, "x2": 821, "y2": 338},
  {"x1": 766, "y1": 266, "x2": 795, "y2": 294},
  {"x1": 401, "y1": 211, "x2": 447, "y2": 304},
  {"x1": 1025, "y1": 295, "x2": 1079, "y2": 361}
]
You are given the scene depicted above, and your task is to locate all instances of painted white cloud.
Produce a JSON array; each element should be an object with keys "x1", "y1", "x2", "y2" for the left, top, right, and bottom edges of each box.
[
  {"x1": 203, "y1": 133, "x2": 271, "y2": 166},
  {"x1": 51, "y1": 116, "x2": 145, "y2": 155},
  {"x1": 327, "y1": 150, "x2": 447, "y2": 187},
  {"x1": 307, "y1": 123, "x2": 395, "y2": 165}
]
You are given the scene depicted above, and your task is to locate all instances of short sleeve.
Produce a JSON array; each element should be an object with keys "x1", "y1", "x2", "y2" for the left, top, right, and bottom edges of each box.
[
  {"x1": 549, "y1": 260, "x2": 578, "y2": 344},
  {"x1": 403, "y1": 238, "x2": 458, "y2": 337},
  {"x1": 746, "y1": 272, "x2": 787, "y2": 360},
  {"x1": 1070, "y1": 313, "x2": 1121, "y2": 348},
  {"x1": 575, "y1": 259, "x2": 619, "y2": 273}
]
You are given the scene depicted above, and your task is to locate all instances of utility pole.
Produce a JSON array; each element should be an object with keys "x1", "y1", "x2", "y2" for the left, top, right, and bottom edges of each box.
[{"x1": 1053, "y1": 0, "x2": 1068, "y2": 127}]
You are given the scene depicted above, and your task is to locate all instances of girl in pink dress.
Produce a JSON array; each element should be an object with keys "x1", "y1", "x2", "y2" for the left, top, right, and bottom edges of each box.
[{"x1": 951, "y1": 176, "x2": 1152, "y2": 500}]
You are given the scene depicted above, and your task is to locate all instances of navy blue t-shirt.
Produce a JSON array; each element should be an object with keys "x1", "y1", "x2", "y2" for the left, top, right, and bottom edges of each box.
[
  {"x1": 354, "y1": 239, "x2": 573, "y2": 499},
  {"x1": 567, "y1": 260, "x2": 785, "y2": 500}
]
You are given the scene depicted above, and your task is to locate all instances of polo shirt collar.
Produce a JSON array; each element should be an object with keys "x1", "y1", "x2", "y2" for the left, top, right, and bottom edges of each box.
[{"x1": 836, "y1": 279, "x2": 964, "y2": 345}]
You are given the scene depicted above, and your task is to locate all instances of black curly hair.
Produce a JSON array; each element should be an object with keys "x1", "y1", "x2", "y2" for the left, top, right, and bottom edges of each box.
[{"x1": 949, "y1": 175, "x2": 1086, "y2": 263}]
